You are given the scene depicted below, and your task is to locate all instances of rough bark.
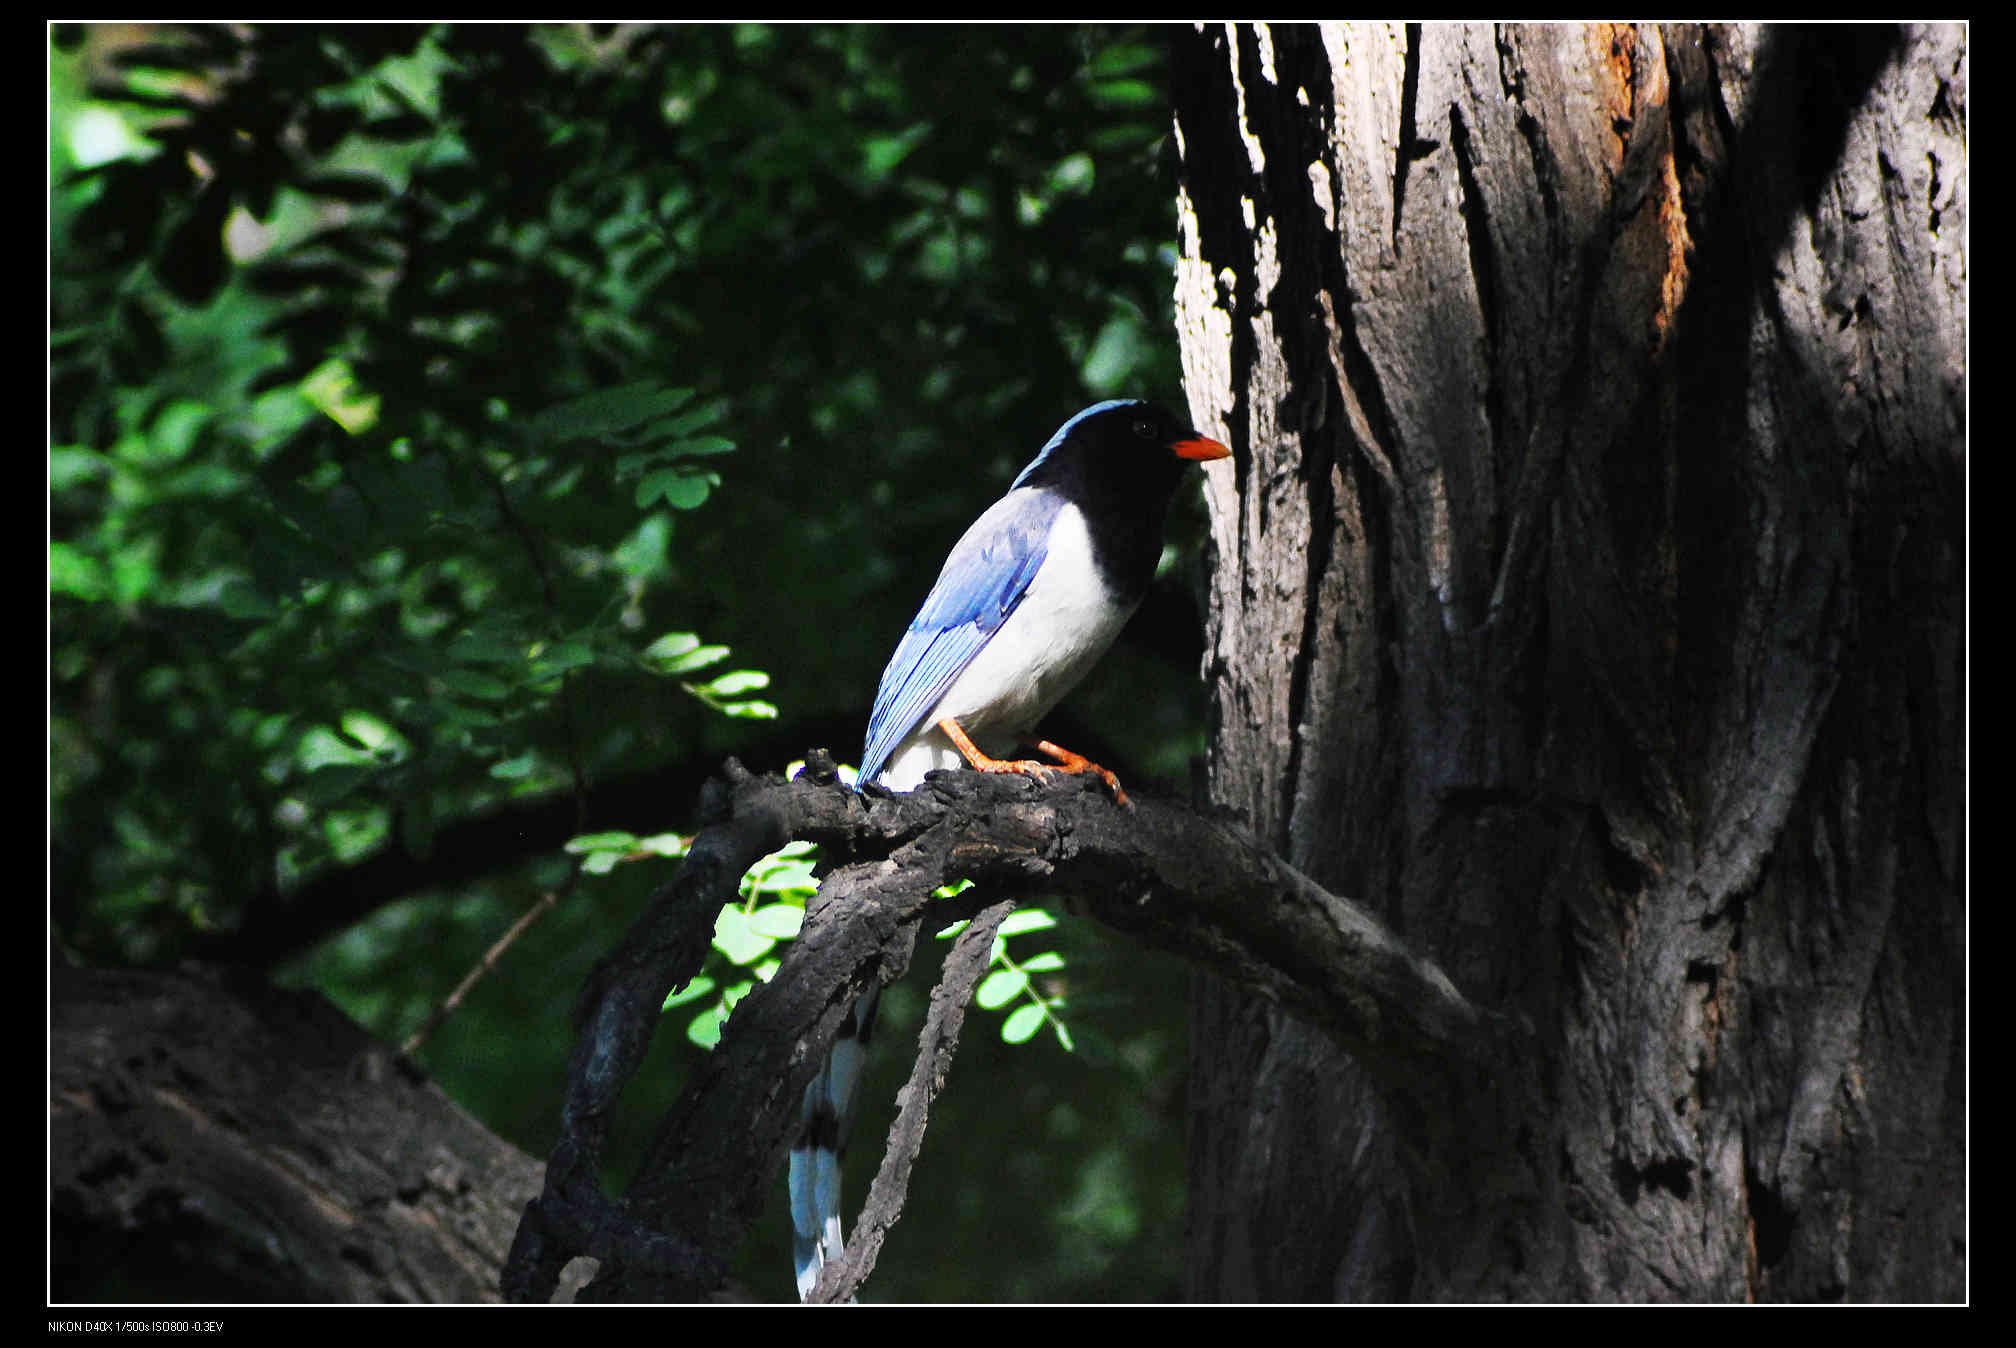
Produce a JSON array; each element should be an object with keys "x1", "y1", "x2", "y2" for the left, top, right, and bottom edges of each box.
[
  {"x1": 50, "y1": 962, "x2": 578, "y2": 1303},
  {"x1": 1174, "y1": 22, "x2": 1963, "y2": 1302}
]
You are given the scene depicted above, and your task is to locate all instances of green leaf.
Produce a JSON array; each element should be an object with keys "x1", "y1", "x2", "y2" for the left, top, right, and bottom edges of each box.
[
  {"x1": 976, "y1": 968, "x2": 1029, "y2": 1010},
  {"x1": 50, "y1": 542, "x2": 110, "y2": 601},
  {"x1": 1018, "y1": 951, "x2": 1065, "y2": 973},
  {"x1": 1089, "y1": 78, "x2": 1157, "y2": 108},
  {"x1": 663, "y1": 976, "x2": 718, "y2": 1011},
  {"x1": 531, "y1": 639, "x2": 596, "y2": 676},
  {"x1": 653, "y1": 398, "x2": 731, "y2": 437},
  {"x1": 863, "y1": 123, "x2": 930, "y2": 181},
  {"x1": 296, "y1": 762, "x2": 371, "y2": 807},
  {"x1": 613, "y1": 513, "x2": 673, "y2": 582},
  {"x1": 1087, "y1": 42, "x2": 1157, "y2": 78},
  {"x1": 702, "y1": 669, "x2": 770, "y2": 697},
  {"x1": 635, "y1": 469, "x2": 714, "y2": 511},
  {"x1": 1082, "y1": 313, "x2": 1148, "y2": 393},
  {"x1": 527, "y1": 382, "x2": 695, "y2": 444},
  {"x1": 745, "y1": 852, "x2": 818, "y2": 896},
  {"x1": 712, "y1": 904, "x2": 775, "y2": 965},
  {"x1": 49, "y1": 447, "x2": 109, "y2": 492},
  {"x1": 1001, "y1": 1003, "x2": 1047, "y2": 1044},
  {"x1": 642, "y1": 631, "x2": 700, "y2": 662},
  {"x1": 997, "y1": 909, "x2": 1057, "y2": 938},
  {"x1": 637, "y1": 832, "x2": 690, "y2": 858},
  {"x1": 747, "y1": 904, "x2": 804, "y2": 940},
  {"x1": 439, "y1": 669, "x2": 512, "y2": 701},
  {"x1": 686, "y1": 1002, "x2": 728, "y2": 1049},
  {"x1": 666, "y1": 434, "x2": 737, "y2": 457},
  {"x1": 1088, "y1": 122, "x2": 1161, "y2": 153},
  {"x1": 339, "y1": 711, "x2": 404, "y2": 757},
  {"x1": 216, "y1": 579, "x2": 277, "y2": 620},
  {"x1": 1047, "y1": 152, "x2": 1095, "y2": 196},
  {"x1": 489, "y1": 752, "x2": 537, "y2": 779},
  {"x1": 565, "y1": 831, "x2": 640, "y2": 854},
  {"x1": 643, "y1": 633, "x2": 729, "y2": 675}
]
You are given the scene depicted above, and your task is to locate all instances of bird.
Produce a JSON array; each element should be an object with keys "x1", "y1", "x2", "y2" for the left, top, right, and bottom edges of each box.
[{"x1": 787, "y1": 398, "x2": 1231, "y2": 1300}]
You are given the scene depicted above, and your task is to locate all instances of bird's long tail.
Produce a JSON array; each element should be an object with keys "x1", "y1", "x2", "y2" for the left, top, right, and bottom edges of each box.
[{"x1": 788, "y1": 984, "x2": 880, "y2": 1300}]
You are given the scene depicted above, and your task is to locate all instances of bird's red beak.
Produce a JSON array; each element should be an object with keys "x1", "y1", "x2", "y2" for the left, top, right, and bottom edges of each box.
[{"x1": 1172, "y1": 435, "x2": 1233, "y2": 462}]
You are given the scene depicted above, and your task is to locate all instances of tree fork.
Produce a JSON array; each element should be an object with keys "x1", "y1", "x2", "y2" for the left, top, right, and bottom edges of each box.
[{"x1": 504, "y1": 752, "x2": 1512, "y2": 1302}]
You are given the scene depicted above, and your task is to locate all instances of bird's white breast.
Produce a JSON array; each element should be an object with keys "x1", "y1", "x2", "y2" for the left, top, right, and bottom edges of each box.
[{"x1": 877, "y1": 501, "x2": 1134, "y2": 791}]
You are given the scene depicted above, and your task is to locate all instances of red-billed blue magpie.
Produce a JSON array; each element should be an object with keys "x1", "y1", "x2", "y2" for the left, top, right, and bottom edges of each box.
[{"x1": 789, "y1": 399, "x2": 1230, "y2": 1300}]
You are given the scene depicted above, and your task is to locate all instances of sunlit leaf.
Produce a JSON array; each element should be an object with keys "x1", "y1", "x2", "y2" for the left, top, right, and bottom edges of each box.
[
  {"x1": 998, "y1": 910, "x2": 1058, "y2": 937},
  {"x1": 644, "y1": 633, "x2": 729, "y2": 675},
  {"x1": 637, "y1": 833, "x2": 690, "y2": 857},
  {"x1": 863, "y1": 123, "x2": 929, "y2": 181},
  {"x1": 748, "y1": 904, "x2": 804, "y2": 940},
  {"x1": 50, "y1": 543, "x2": 110, "y2": 601},
  {"x1": 1001, "y1": 1004, "x2": 1047, "y2": 1044},
  {"x1": 565, "y1": 831, "x2": 640, "y2": 854},
  {"x1": 1088, "y1": 78, "x2": 1157, "y2": 108},
  {"x1": 489, "y1": 752, "x2": 537, "y2": 779},
  {"x1": 976, "y1": 968, "x2": 1029, "y2": 1009},
  {"x1": 712, "y1": 904, "x2": 775, "y2": 966},
  {"x1": 663, "y1": 975, "x2": 718, "y2": 1011},
  {"x1": 702, "y1": 669, "x2": 769, "y2": 697},
  {"x1": 686, "y1": 1002, "x2": 728, "y2": 1049}
]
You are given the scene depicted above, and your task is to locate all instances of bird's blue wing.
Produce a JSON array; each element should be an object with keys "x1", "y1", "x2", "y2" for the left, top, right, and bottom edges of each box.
[{"x1": 859, "y1": 488, "x2": 1061, "y2": 785}]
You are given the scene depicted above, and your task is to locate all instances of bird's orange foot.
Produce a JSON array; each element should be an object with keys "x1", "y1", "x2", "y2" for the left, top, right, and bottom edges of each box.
[
  {"x1": 935, "y1": 718, "x2": 1130, "y2": 806},
  {"x1": 1023, "y1": 737, "x2": 1129, "y2": 807}
]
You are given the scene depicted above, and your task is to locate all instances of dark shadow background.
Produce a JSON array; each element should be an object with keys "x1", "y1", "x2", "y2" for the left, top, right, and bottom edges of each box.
[{"x1": 51, "y1": 22, "x2": 1206, "y2": 1302}]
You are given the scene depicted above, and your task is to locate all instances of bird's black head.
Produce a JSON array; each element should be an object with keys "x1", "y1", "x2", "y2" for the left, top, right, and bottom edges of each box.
[
  {"x1": 1010, "y1": 400, "x2": 1231, "y2": 503},
  {"x1": 1006, "y1": 400, "x2": 1232, "y2": 604}
]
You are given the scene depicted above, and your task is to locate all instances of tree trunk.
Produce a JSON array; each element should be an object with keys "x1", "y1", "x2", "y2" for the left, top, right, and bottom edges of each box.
[{"x1": 1173, "y1": 22, "x2": 1963, "y2": 1302}]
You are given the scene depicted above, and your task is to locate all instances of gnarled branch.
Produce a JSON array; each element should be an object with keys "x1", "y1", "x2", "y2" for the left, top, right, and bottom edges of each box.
[{"x1": 504, "y1": 751, "x2": 1509, "y2": 1303}]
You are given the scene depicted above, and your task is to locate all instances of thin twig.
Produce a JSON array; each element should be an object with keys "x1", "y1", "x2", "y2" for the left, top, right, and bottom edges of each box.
[{"x1": 403, "y1": 873, "x2": 572, "y2": 1057}]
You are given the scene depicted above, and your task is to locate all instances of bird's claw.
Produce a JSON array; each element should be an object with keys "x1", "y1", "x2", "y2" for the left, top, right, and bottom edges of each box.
[
  {"x1": 1024, "y1": 738, "x2": 1130, "y2": 808},
  {"x1": 936, "y1": 717, "x2": 1130, "y2": 806}
]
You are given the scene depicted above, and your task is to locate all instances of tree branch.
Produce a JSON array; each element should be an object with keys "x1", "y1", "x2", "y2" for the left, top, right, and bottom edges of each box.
[
  {"x1": 52, "y1": 963, "x2": 554, "y2": 1303},
  {"x1": 807, "y1": 896, "x2": 1019, "y2": 1304},
  {"x1": 199, "y1": 712, "x2": 864, "y2": 970},
  {"x1": 505, "y1": 751, "x2": 1508, "y2": 1303}
]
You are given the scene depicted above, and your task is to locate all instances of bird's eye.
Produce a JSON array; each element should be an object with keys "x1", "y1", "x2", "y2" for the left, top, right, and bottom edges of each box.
[{"x1": 1131, "y1": 419, "x2": 1156, "y2": 440}]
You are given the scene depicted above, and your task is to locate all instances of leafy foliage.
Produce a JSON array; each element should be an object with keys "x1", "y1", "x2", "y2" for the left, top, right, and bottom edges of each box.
[{"x1": 52, "y1": 22, "x2": 1193, "y2": 1301}]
